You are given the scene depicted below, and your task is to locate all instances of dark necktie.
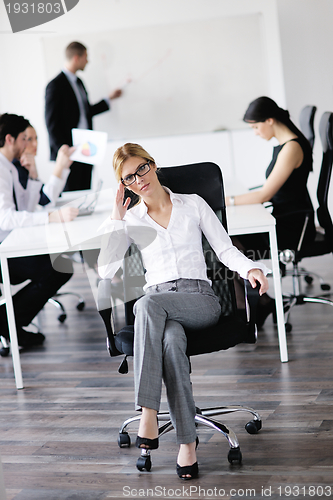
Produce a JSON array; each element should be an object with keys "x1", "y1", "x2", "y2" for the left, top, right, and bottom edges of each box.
[
  {"x1": 12, "y1": 183, "x2": 18, "y2": 211},
  {"x1": 76, "y1": 78, "x2": 90, "y2": 118}
]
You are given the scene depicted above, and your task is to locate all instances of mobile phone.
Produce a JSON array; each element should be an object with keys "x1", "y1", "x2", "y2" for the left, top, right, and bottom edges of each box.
[{"x1": 123, "y1": 188, "x2": 139, "y2": 209}]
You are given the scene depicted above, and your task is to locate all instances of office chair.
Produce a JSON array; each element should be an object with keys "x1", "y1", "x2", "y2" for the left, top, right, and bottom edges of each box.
[
  {"x1": 295, "y1": 104, "x2": 331, "y2": 289},
  {"x1": 47, "y1": 294, "x2": 84, "y2": 323},
  {"x1": 98, "y1": 162, "x2": 262, "y2": 472},
  {"x1": 49, "y1": 250, "x2": 125, "y2": 323},
  {"x1": 299, "y1": 105, "x2": 317, "y2": 149},
  {"x1": 0, "y1": 290, "x2": 9, "y2": 357},
  {"x1": 0, "y1": 338, "x2": 9, "y2": 357},
  {"x1": 0, "y1": 273, "x2": 84, "y2": 357},
  {"x1": 279, "y1": 111, "x2": 333, "y2": 332}
]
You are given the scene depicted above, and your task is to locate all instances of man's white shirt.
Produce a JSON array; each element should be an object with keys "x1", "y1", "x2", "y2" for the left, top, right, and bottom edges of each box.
[{"x1": 0, "y1": 152, "x2": 69, "y2": 242}]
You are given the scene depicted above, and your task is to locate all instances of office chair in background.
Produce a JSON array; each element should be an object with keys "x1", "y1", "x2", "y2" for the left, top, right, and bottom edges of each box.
[
  {"x1": 0, "y1": 253, "x2": 86, "y2": 357},
  {"x1": 98, "y1": 162, "x2": 262, "y2": 472},
  {"x1": 0, "y1": 291, "x2": 9, "y2": 357},
  {"x1": 49, "y1": 285, "x2": 85, "y2": 323},
  {"x1": 0, "y1": 285, "x2": 85, "y2": 357},
  {"x1": 295, "y1": 105, "x2": 330, "y2": 290},
  {"x1": 279, "y1": 111, "x2": 333, "y2": 332},
  {"x1": 299, "y1": 105, "x2": 317, "y2": 150}
]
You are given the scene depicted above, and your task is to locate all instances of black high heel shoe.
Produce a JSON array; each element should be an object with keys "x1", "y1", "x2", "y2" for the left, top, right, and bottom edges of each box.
[
  {"x1": 176, "y1": 461, "x2": 199, "y2": 480},
  {"x1": 135, "y1": 436, "x2": 159, "y2": 450},
  {"x1": 176, "y1": 437, "x2": 199, "y2": 480},
  {"x1": 136, "y1": 415, "x2": 159, "y2": 450}
]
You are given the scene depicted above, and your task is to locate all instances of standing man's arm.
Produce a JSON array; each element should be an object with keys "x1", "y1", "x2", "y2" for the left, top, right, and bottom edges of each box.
[{"x1": 89, "y1": 88, "x2": 122, "y2": 119}]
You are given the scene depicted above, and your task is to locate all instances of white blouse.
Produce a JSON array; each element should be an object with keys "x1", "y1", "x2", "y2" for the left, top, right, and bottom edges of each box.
[{"x1": 98, "y1": 188, "x2": 270, "y2": 290}]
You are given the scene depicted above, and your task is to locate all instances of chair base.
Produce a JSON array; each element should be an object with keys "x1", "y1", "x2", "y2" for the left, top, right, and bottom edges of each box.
[
  {"x1": 117, "y1": 405, "x2": 261, "y2": 470},
  {"x1": 48, "y1": 292, "x2": 85, "y2": 323},
  {"x1": 281, "y1": 293, "x2": 333, "y2": 332},
  {"x1": 284, "y1": 267, "x2": 331, "y2": 291},
  {"x1": 0, "y1": 336, "x2": 10, "y2": 357},
  {"x1": 280, "y1": 257, "x2": 333, "y2": 332}
]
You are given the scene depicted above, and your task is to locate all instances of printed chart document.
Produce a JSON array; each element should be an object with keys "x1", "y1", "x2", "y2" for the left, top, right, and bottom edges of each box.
[{"x1": 70, "y1": 129, "x2": 108, "y2": 165}]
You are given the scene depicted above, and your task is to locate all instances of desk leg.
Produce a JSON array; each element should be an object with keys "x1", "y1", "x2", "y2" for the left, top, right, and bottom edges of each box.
[
  {"x1": 269, "y1": 228, "x2": 288, "y2": 362},
  {"x1": 0, "y1": 255, "x2": 24, "y2": 389}
]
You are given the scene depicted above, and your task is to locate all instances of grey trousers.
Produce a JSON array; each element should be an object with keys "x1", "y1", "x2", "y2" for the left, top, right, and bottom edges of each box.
[{"x1": 133, "y1": 278, "x2": 221, "y2": 444}]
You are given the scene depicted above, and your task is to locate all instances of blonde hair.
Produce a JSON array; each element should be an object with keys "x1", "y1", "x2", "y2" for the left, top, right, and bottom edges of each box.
[{"x1": 113, "y1": 143, "x2": 156, "y2": 182}]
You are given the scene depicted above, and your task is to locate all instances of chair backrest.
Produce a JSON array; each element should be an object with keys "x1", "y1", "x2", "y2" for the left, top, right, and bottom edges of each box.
[
  {"x1": 299, "y1": 105, "x2": 317, "y2": 149},
  {"x1": 161, "y1": 162, "x2": 235, "y2": 307},
  {"x1": 98, "y1": 162, "x2": 259, "y2": 364},
  {"x1": 158, "y1": 162, "x2": 227, "y2": 225},
  {"x1": 123, "y1": 162, "x2": 237, "y2": 325},
  {"x1": 317, "y1": 112, "x2": 333, "y2": 247}
]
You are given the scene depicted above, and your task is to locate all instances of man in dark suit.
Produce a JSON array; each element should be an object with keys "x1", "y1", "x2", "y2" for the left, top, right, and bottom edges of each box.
[{"x1": 45, "y1": 41, "x2": 122, "y2": 191}]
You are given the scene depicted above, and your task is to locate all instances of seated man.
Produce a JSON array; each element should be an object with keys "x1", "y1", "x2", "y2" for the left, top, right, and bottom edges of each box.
[
  {"x1": 0, "y1": 113, "x2": 79, "y2": 348},
  {"x1": 12, "y1": 123, "x2": 51, "y2": 206},
  {"x1": 12, "y1": 122, "x2": 68, "y2": 206}
]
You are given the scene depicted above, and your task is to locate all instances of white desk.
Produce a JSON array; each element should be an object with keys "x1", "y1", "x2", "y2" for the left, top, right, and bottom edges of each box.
[
  {"x1": 1, "y1": 195, "x2": 288, "y2": 390},
  {"x1": 225, "y1": 179, "x2": 288, "y2": 363},
  {"x1": 226, "y1": 203, "x2": 288, "y2": 363},
  {"x1": 0, "y1": 197, "x2": 112, "y2": 390}
]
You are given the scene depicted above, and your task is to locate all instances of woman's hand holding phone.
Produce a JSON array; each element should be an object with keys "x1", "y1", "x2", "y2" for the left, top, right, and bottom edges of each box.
[{"x1": 111, "y1": 182, "x2": 131, "y2": 220}]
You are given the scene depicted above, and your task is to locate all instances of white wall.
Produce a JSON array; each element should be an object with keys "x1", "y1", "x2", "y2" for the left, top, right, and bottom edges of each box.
[
  {"x1": 42, "y1": 14, "x2": 270, "y2": 139},
  {"x1": 0, "y1": 0, "x2": 284, "y2": 185},
  {"x1": 100, "y1": 129, "x2": 273, "y2": 195},
  {"x1": 0, "y1": 0, "x2": 332, "y2": 218},
  {"x1": 277, "y1": 0, "x2": 333, "y2": 216}
]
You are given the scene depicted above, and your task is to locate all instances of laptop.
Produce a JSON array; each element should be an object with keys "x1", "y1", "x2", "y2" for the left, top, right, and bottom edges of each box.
[{"x1": 76, "y1": 179, "x2": 103, "y2": 216}]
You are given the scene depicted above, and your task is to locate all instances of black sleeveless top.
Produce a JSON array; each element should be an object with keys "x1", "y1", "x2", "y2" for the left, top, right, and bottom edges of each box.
[
  {"x1": 266, "y1": 138, "x2": 314, "y2": 216},
  {"x1": 265, "y1": 137, "x2": 315, "y2": 249}
]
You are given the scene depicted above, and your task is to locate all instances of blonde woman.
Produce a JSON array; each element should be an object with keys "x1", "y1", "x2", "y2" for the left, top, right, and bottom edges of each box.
[{"x1": 98, "y1": 143, "x2": 269, "y2": 479}]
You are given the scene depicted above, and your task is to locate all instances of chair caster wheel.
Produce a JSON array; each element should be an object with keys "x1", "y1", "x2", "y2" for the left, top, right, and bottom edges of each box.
[
  {"x1": 137, "y1": 454, "x2": 152, "y2": 471},
  {"x1": 0, "y1": 347, "x2": 10, "y2": 357},
  {"x1": 118, "y1": 432, "x2": 131, "y2": 448},
  {"x1": 304, "y1": 275, "x2": 313, "y2": 285},
  {"x1": 77, "y1": 301, "x2": 85, "y2": 311},
  {"x1": 58, "y1": 313, "x2": 66, "y2": 323},
  {"x1": 285, "y1": 322, "x2": 292, "y2": 333},
  {"x1": 321, "y1": 283, "x2": 331, "y2": 291},
  {"x1": 228, "y1": 446, "x2": 242, "y2": 464},
  {"x1": 245, "y1": 419, "x2": 262, "y2": 434}
]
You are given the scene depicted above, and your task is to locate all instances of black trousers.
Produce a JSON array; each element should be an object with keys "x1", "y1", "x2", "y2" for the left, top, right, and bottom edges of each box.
[
  {"x1": 63, "y1": 162, "x2": 93, "y2": 191},
  {"x1": 0, "y1": 254, "x2": 73, "y2": 337}
]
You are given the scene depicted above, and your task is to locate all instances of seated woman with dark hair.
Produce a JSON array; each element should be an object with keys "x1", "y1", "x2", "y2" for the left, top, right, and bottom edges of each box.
[
  {"x1": 98, "y1": 143, "x2": 270, "y2": 479},
  {"x1": 226, "y1": 96, "x2": 316, "y2": 326}
]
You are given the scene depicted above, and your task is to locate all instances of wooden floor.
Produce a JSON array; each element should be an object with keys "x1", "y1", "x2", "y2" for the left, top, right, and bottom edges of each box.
[{"x1": 1, "y1": 255, "x2": 333, "y2": 500}]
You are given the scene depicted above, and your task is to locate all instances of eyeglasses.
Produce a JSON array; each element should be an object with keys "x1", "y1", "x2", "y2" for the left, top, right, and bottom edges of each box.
[{"x1": 121, "y1": 161, "x2": 151, "y2": 186}]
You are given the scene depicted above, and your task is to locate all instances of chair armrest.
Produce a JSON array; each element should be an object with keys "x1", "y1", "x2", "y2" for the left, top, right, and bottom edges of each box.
[
  {"x1": 97, "y1": 279, "x2": 122, "y2": 357},
  {"x1": 244, "y1": 279, "x2": 260, "y2": 343}
]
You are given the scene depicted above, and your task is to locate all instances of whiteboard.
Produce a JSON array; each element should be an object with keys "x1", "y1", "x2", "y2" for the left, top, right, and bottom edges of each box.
[{"x1": 42, "y1": 13, "x2": 268, "y2": 140}]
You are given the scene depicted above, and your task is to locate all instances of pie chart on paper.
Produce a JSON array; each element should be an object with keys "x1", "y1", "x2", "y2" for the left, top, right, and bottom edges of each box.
[{"x1": 81, "y1": 141, "x2": 98, "y2": 157}]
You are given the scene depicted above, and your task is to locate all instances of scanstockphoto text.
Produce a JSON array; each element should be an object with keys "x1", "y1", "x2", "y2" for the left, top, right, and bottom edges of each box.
[
  {"x1": 3, "y1": 0, "x2": 81, "y2": 33},
  {"x1": 5, "y1": 2, "x2": 62, "y2": 14},
  {"x1": 121, "y1": 484, "x2": 332, "y2": 498}
]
